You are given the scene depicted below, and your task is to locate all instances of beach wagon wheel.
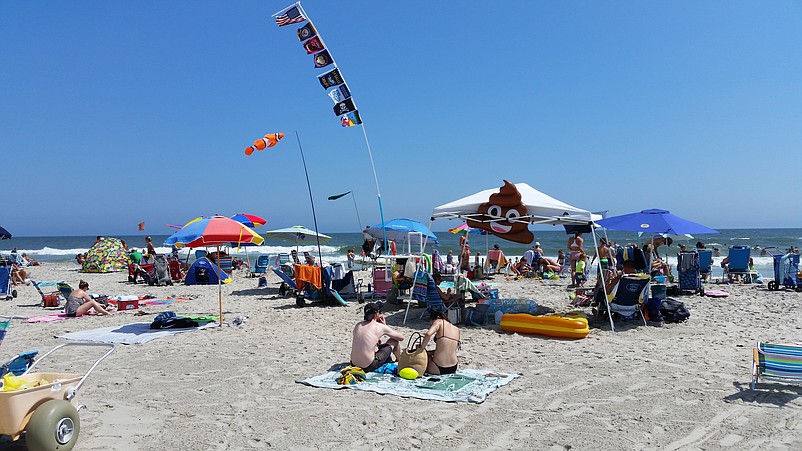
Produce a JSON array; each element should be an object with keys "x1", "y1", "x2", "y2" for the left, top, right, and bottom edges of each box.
[
  {"x1": 295, "y1": 294, "x2": 306, "y2": 307},
  {"x1": 25, "y1": 400, "x2": 80, "y2": 451},
  {"x1": 767, "y1": 281, "x2": 778, "y2": 291}
]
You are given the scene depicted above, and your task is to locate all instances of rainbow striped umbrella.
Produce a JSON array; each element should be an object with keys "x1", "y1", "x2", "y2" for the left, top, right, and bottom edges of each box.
[
  {"x1": 165, "y1": 216, "x2": 264, "y2": 248},
  {"x1": 230, "y1": 213, "x2": 267, "y2": 228},
  {"x1": 165, "y1": 216, "x2": 264, "y2": 327}
]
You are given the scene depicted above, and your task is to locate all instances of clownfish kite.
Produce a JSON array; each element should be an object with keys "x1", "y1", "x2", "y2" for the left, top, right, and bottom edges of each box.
[{"x1": 244, "y1": 132, "x2": 284, "y2": 155}]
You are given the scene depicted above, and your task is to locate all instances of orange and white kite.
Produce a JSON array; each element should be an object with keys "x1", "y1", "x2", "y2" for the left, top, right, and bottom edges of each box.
[{"x1": 244, "y1": 132, "x2": 284, "y2": 155}]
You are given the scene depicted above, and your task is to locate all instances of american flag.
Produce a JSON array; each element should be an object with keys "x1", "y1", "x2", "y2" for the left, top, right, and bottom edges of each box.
[{"x1": 276, "y1": 6, "x2": 305, "y2": 27}]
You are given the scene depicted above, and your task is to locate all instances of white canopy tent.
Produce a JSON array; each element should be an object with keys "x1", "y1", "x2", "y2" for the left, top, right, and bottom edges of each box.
[
  {"x1": 402, "y1": 181, "x2": 604, "y2": 324},
  {"x1": 431, "y1": 182, "x2": 602, "y2": 227}
]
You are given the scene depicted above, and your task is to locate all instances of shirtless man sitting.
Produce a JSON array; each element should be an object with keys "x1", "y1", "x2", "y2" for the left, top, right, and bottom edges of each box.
[{"x1": 351, "y1": 302, "x2": 404, "y2": 372}]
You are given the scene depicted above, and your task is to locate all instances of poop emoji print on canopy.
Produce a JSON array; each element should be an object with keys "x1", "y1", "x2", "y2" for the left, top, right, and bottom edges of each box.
[{"x1": 466, "y1": 180, "x2": 534, "y2": 244}]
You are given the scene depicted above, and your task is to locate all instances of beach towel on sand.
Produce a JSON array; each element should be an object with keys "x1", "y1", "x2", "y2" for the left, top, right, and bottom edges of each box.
[
  {"x1": 299, "y1": 368, "x2": 518, "y2": 403},
  {"x1": 57, "y1": 321, "x2": 217, "y2": 345}
]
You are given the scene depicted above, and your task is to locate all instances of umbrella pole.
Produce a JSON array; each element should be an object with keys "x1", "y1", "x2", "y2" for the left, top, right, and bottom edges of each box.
[{"x1": 217, "y1": 244, "x2": 223, "y2": 327}]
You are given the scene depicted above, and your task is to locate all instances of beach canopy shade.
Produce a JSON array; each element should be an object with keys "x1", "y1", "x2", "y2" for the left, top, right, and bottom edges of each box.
[
  {"x1": 263, "y1": 226, "x2": 332, "y2": 244},
  {"x1": 230, "y1": 213, "x2": 267, "y2": 228},
  {"x1": 431, "y1": 180, "x2": 601, "y2": 244},
  {"x1": 81, "y1": 237, "x2": 130, "y2": 273},
  {"x1": 0, "y1": 226, "x2": 11, "y2": 240},
  {"x1": 594, "y1": 209, "x2": 719, "y2": 236},
  {"x1": 366, "y1": 218, "x2": 439, "y2": 246},
  {"x1": 165, "y1": 216, "x2": 264, "y2": 249}
]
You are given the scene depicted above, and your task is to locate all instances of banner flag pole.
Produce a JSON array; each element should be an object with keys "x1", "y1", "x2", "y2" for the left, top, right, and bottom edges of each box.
[{"x1": 277, "y1": 1, "x2": 388, "y2": 250}]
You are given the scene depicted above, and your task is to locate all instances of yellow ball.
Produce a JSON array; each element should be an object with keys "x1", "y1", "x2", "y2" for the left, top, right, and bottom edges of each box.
[{"x1": 398, "y1": 367, "x2": 419, "y2": 380}]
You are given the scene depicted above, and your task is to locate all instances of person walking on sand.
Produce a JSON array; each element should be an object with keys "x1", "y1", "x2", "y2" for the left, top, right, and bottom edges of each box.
[
  {"x1": 350, "y1": 302, "x2": 404, "y2": 372},
  {"x1": 145, "y1": 236, "x2": 156, "y2": 255}
]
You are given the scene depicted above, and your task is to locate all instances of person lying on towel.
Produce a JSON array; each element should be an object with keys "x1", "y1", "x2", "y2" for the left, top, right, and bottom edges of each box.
[{"x1": 350, "y1": 302, "x2": 404, "y2": 372}]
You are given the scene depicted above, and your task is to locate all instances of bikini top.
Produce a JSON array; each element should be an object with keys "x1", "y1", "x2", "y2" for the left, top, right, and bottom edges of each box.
[{"x1": 434, "y1": 319, "x2": 462, "y2": 349}]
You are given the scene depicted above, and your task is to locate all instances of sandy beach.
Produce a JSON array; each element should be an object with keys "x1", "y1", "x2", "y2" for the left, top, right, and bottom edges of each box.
[{"x1": 2, "y1": 262, "x2": 802, "y2": 450}]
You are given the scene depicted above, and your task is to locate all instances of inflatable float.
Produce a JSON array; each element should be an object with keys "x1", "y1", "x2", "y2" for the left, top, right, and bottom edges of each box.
[{"x1": 499, "y1": 312, "x2": 590, "y2": 339}]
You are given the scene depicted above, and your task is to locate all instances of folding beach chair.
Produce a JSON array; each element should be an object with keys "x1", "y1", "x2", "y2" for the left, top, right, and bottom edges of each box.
[
  {"x1": 273, "y1": 267, "x2": 298, "y2": 298},
  {"x1": 723, "y1": 246, "x2": 751, "y2": 283},
  {"x1": 676, "y1": 252, "x2": 701, "y2": 294},
  {"x1": 599, "y1": 274, "x2": 650, "y2": 332},
  {"x1": 751, "y1": 341, "x2": 802, "y2": 390},
  {"x1": 250, "y1": 255, "x2": 271, "y2": 278},
  {"x1": 217, "y1": 255, "x2": 235, "y2": 274},
  {"x1": 31, "y1": 280, "x2": 62, "y2": 308},
  {"x1": 0, "y1": 315, "x2": 37, "y2": 377},
  {"x1": 290, "y1": 250, "x2": 302, "y2": 265},
  {"x1": 698, "y1": 249, "x2": 713, "y2": 282}
]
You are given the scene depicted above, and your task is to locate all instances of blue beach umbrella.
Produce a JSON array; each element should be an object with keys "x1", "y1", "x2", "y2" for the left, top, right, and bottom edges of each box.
[
  {"x1": 0, "y1": 226, "x2": 11, "y2": 240},
  {"x1": 595, "y1": 209, "x2": 719, "y2": 235},
  {"x1": 366, "y1": 218, "x2": 439, "y2": 246}
]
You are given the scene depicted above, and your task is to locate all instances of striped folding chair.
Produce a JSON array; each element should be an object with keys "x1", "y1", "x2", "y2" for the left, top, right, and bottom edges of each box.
[{"x1": 751, "y1": 341, "x2": 802, "y2": 389}]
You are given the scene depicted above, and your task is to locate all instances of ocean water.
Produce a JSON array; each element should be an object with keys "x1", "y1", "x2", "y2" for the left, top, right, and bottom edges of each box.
[{"x1": 2, "y1": 228, "x2": 801, "y2": 280}]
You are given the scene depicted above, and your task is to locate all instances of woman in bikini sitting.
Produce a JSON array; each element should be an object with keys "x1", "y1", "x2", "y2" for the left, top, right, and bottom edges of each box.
[
  {"x1": 65, "y1": 280, "x2": 114, "y2": 317},
  {"x1": 420, "y1": 310, "x2": 461, "y2": 375}
]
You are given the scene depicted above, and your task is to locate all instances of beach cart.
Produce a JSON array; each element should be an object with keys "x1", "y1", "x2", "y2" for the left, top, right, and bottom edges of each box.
[
  {"x1": 764, "y1": 247, "x2": 801, "y2": 292},
  {"x1": 0, "y1": 342, "x2": 115, "y2": 451}
]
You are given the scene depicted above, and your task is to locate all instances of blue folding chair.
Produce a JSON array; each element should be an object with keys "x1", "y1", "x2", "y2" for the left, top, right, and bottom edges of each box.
[
  {"x1": 250, "y1": 255, "x2": 271, "y2": 278},
  {"x1": 600, "y1": 274, "x2": 650, "y2": 331},
  {"x1": 698, "y1": 249, "x2": 713, "y2": 282},
  {"x1": 724, "y1": 246, "x2": 751, "y2": 283}
]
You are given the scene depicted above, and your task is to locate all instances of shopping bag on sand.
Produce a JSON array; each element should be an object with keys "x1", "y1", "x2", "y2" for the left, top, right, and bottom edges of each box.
[{"x1": 397, "y1": 332, "x2": 427, "y2": 376}]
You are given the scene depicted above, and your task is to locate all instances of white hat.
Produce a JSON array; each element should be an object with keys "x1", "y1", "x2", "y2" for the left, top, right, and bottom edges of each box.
[{"x1": 535, "y1": 242, "x2": 541, "y2": 246}]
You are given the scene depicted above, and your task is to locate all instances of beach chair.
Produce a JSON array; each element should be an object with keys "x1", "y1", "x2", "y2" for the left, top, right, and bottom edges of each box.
[
  {"x1": 600, "y1": 274, "x2": 650, "y2": 332},
  {"x1": 30, "y1": 280, "x2": 61, "y2": 308},
  {"x1": 57, "y1": 282, "x2": 74, "y2": 301},
  {"x1": 273, "y1": 267, "x2": 299, "y2": 298},
  {"x1": 723, "y1": 246, "x2": 751, "y2": 283},
  {"x1": 250, "y1": 255, "x2": 271, "y2": 278},
  {"x1": 676, "y1": 252, "x2": 701, "y2": 293},
  {"x1": 615, "y1": 246, "x2": 650, "y2": 273},
  {"x1": 698, "y1": 249, "x2": 713, "y2": 282},
  {"x1": 0, "y1": 315, "x2": 37, "y2": 377},
  {"x1": 407, "y1": 271, "x2": 460, "y2": 324},
  {"x1": 0, "y1": 261, "x2": 17, "y2": 301},
  {"x1": 453, "y1": 273, "x2": 483, "y2": 301},
  {"x1": 217, "y1": 255, "x2": 235, "y2": 275},
  {"x1": 751, "y1": 341, "x2": 802, "y2": 390},
  {"x1": 290, "y1": 250, "x2": 302, "y2": 265}
]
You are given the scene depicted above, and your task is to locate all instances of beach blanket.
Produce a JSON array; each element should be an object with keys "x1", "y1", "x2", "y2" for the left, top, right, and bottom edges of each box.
[
  {"x1": 299, "y1": 368, "x2": 519, "y2": 403},
  {"x1": 56, "y1": 321, "x2": 217, "y2": 345}
]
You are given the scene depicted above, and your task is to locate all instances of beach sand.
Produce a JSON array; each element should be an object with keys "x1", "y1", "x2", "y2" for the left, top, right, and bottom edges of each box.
[{"x1": 1, "y1": 262, "x2": 801, "y2": 450}]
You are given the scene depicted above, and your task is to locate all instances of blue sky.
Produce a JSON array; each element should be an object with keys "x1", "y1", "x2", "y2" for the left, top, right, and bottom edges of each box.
[{"x1": 2, "y1": 1, "x2": 801, "y2": 236}]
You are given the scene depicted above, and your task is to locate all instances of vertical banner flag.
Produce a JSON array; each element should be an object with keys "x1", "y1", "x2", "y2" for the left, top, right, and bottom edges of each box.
[
  {"x1": 275, "y1": 2, "x2": 361, "y2": 128},
  {"x1": 313, "y1": 50, "x2": 333, "y2": 68},
  {"x1": 303, "y1": 36, "x2": 324, "y2": 54},
  {"x1": 327, "y1": 84, "x2": 351, "y2": 103},
  {"x1": 341, "y1": 111, "x2": 362, "y2": 127},
  {"x1": 297, "y1": 22, "x2": 316, "y2": 40}
]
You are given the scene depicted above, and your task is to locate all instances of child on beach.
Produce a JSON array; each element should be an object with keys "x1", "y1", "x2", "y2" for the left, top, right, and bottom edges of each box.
[{"x1": 573, "y1": 252, "x2": 588, "y2": 287}]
